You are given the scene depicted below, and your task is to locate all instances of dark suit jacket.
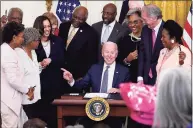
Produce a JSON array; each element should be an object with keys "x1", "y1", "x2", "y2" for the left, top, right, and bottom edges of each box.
[
  {"x1": 138, "y1": 21, "x2": 164, "y2": 85},
  {"x1": 72, "y1": 62, "x2": 130, "y2": 92},
  {"x1": 92, "y1": 21, "x2": 129, "y2": 61},
  {"x1": 35, "y1": 35, "x2": 66, "y2": 101},
  {"x1": 59, "y1": 21, "x2": 98, "y2": 80}
]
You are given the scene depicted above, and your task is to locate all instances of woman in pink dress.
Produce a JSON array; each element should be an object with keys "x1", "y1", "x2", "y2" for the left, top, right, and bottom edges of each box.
[{"x1": 156, "y1": 20, "x2": 192, "y2": 83}]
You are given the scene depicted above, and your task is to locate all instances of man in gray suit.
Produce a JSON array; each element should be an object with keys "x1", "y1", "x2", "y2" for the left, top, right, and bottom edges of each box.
[{"x1": 92, "y1": 3, "x2": 129, "y2": 61}]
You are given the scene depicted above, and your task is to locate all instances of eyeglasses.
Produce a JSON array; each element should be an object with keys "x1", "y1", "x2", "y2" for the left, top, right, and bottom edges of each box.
[{"x1": 128, "y1": 20, "x2": 141, "y2": 26}]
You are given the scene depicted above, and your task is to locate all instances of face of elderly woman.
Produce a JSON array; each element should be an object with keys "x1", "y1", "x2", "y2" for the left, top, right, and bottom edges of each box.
[
  {"x1": 161, "y1": 29, "x2": 173, "y2": 49},
  {"x1": 14, "y1": 32, "x2": 24, "y2": 47},
  {"x1": 128, "y1": 14, "x2": 143, "y2": 35},
  {"x1": 30, "y1": 40, "x2": 40, "y2": 49},
  {"x1": 43, "y1": 19, "x2": 51, "y2": 37}
]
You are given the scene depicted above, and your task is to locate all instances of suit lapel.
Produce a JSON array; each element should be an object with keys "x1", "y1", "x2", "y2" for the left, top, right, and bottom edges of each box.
[
  {"x1": 112, "y1": 64, "x2": 119, "y2": 88},
  {"x1": 97, "y1": 64, "x2": 104, "y2": 92},
  {"x1": 108, "y1": 22, "x2": 120, "y2": 41},
  {"x1": 98, "y1": 22, "x2": 103, "y2": 41},
  {"x1": 37, "y1": 42, "x2": 47, "y2": 60},
  {"x1": 153, "y1": 21, "x2": 164, "y2": 54},
  {"x1": 49, "y1": 39, "x2": 55, "y2": 58},
  {"x1": 67, "y1": 26, "x2": 84, "y2": 50}
]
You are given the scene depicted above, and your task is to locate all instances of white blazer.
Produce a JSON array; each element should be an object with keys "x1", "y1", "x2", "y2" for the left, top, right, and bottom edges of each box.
[
  {"x1": 15, "y1": 48, "x2": 41, "y2": 105},
  {"x1": 1, "y1": 43, "x2": 29, "y2": 116}
]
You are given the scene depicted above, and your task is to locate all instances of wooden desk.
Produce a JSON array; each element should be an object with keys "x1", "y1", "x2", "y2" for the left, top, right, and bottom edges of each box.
[{"x1": 53, "y1": 95, "x2": 130, "y2": 128}]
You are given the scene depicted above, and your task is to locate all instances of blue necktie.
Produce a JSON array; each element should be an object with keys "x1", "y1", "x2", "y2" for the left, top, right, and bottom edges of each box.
[{"x1": 100, "y1": 65, "x2": 110, "y2": 93}]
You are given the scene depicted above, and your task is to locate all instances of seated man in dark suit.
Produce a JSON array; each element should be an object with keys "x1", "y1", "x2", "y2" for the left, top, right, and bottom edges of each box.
[
  {"x1": 61, "y1": 41, "x2": 130, "y2": 93},
  {"x1": 61, "y1": 42, "x2": 130, "y2": 128}
]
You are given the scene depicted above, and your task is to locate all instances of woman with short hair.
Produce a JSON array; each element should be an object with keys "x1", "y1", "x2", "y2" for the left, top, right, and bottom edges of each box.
[
  {"x1": 1, "y1": 22, "x2": 34, "y2": 128},
  {"x1": 15, "y1": 28, "x2": 43, "y2": 119},
  {"x1": 156, "y1": 20, "x2": 191, "y2": 82}
]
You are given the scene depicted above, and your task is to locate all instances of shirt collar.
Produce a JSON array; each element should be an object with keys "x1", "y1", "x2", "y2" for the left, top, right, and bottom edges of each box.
[
  {"x1": 103, "y1": 61, "x2": 116, "y2": 69},
  {"x1": 153, "y1": 20, "x2": 162, "y2": 32},
  {"x1": 103, "y1": 20, "x2": 116, "y2": 28}
]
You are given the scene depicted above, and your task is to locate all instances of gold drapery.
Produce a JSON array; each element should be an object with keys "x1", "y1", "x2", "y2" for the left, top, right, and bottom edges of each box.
[
  {"x1": 144, "y1": 0, "x2": 191, "y2": 27},
  {"x1": 46, "y1": 0, "x2": 52, "y2": 12}
]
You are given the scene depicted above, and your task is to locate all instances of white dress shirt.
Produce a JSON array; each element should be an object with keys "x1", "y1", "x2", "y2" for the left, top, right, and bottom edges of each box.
[
  {"x1": 100, "y1": 62, "x2": 116, "y2": 92},
  {"x1": 41, "y1": 40, "x2": 51, "y2": 58},
  {"x1": 15, "y1": 48, "x2": 41, "y2": 105},
  {"x1": 101, "y1": 20, "x2": 116, "y2": 42}
]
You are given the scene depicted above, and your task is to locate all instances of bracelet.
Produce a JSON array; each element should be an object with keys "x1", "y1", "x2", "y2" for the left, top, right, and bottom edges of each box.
[{"x1": 123, "y1": 58, "x2": 131, "y2": 66}]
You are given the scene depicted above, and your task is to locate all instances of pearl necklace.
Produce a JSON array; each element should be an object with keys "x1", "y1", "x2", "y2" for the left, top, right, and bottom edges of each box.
[{"x1": 129, "y1": 33, "x2": 141, "y2": 42}]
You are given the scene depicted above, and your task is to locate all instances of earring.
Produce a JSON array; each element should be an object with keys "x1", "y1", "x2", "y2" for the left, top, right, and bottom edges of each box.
[{"x1": 171, "y1": 39, "x2": 174, "y2": 43}]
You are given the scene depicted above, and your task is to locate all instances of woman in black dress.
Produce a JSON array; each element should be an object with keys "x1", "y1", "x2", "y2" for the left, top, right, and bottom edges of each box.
[{"x1": 117, "y1": 9, "x2": 143, "y2": 83}]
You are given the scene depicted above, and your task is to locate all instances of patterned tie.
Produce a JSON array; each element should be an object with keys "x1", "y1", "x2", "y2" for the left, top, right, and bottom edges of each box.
[
  {"x1": 100, "y1": 65, "x2": 110, "y2": 93},
  {"x1": 66, "y1": 27, "x2": 76, "y2": 49},
  {"x1": 101, "y1": 25, "x2": 110, "y2": 44},
  {"x1": 149, "y1": 29, "x2": 156, "y2": 78}
]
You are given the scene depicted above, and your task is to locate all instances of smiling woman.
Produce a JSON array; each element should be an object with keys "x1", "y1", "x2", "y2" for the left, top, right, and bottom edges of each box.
[
  {"x1": 156, "y1": 20, "x2": 192, "y2": 83},
  {"x1": 117, "y1": 8, "x2": 143, "y2": 83}
]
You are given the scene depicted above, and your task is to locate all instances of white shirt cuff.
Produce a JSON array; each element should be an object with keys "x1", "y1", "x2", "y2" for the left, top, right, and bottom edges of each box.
[
  {"x1": 137, "y1": 76, "x2": 143, "y2": 82},
  {"x1": 68, "y1": 79, "x2": 75, "y2": 87}
]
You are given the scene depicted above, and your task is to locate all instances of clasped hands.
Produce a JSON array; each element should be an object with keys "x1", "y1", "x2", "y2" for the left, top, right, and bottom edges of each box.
[
  {"x1": 61, "y1": 68, "x2": 120, "y2": 93},
  {"x1": 40, "y1": 58, "x2": 51, "y2": 68}
]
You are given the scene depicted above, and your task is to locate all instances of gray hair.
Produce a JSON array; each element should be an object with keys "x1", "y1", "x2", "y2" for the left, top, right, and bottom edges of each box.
[
  {"x1": 23, "y1": 28, "x2": 40, "y2": 46},
  {"x1": 123, "y1": 8, "x2": 142, "y2": 25},
  {"x1": 102, "y1": 41, "x2": 118, "y2": 54},
  {"x1": 126, "y1": 8, "x2": 141, "y2": 17},
  {"x1": 142, "y1": 4, "x2": 162, "y2": 19},
  {"x1": 153, "y1": 68, "x2": 191, "y2": 128},
  {"x1": 8, "y1": 7, "x2": 23, "y2": 18}
]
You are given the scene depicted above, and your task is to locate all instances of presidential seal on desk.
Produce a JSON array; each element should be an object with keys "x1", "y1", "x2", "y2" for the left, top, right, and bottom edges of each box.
[{"x1": 85, "y1": 97, "x2": 110, "y2": 121}]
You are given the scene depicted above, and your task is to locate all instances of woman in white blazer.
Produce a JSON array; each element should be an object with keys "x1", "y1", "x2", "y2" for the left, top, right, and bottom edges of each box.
[
  {"x1": 1, "y1": 22, "x2": 34, "y2": 128},
  {"x1": 15, "y1": 28, "x2": 49, "y2": 119}
]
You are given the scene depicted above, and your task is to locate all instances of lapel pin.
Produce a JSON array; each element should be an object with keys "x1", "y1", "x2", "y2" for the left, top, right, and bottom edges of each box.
[
  {"x1": 80, "y1": 30, "x2": 83, "y2": 32},
  {"x1": 116, "y1": 72, "x2": 118, "y2": 73}
]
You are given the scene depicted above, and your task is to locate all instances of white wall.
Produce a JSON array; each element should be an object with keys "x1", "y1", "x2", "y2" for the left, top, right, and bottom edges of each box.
[{"x1": 1, "y1": 1, "x2": 123, "y2": 27}]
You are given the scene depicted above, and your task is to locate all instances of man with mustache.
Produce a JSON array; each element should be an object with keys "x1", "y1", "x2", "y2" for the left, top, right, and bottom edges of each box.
[
  {"x1": 59, "y1": 6, "x2": 98, "y2": 93},
  {"x1": 92, "y1": 3, "x2": 129, "y2": 61}
]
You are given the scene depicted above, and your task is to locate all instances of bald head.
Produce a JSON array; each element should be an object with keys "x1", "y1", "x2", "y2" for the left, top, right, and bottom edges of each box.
[
  {"x1": 8, "y1": 7, "x2": 23, "y2": 24},
  {"x1": 102, "y1": 3, "x2": 117, "y2": 24},
  {"x1": 102, "y1": 42, "x2": 118, "y2": 65},
  {"x1": 72, "y1": 6, "x2": 88, "y2": 28}
]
